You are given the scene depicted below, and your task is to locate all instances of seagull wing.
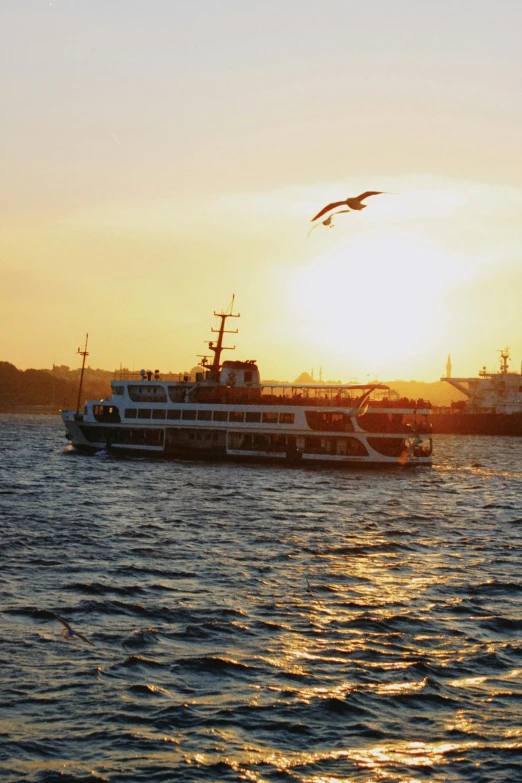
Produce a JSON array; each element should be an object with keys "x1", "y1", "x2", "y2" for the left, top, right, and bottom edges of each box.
[
  {"x1": 306, "y1": 222, "x2": 323, "y2": 240},
  {"x1": 328, "y1": 209, "x2": 351, "y2": 220},
  {"x1": 74, "y1": 631, "x2": 95, "y2": 646},
  {"x1": 352, "y1": 382, "x2": 381, "y2": 417},
  {"x1": 53, "y1": 613, "x2": 73, "y2": 633},
  {"x1": 324, "y1": 209, "x2": 352, "y2": 227},
  {"x1": 311, "y1": 200, "x2": 347, "y2": 222},
  {"x1": 355, "y1": 191, "x2": 384, "y2": 203}
]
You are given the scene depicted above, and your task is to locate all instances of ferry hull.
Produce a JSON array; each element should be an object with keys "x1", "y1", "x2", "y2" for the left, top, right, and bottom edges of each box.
[{"x1": 62, "y1": 417, "x2": 432, "y2": 468}]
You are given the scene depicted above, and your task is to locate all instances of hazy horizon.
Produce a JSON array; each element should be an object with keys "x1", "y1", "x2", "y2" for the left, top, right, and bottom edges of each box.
[
  {"x1": 2, "y1": 1, "x2": 521, "y2": 382},
  {"x1": 0, "y1": 356, "x2": 479, "y2": 393}
]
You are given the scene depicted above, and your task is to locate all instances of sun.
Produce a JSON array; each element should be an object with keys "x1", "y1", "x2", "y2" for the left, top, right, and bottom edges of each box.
[{"x1": 286, "y1": 231, "x2": 462, "y2": 377}]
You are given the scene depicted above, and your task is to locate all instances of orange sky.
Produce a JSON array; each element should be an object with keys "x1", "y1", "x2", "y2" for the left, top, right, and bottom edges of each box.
[{"x1": 1, "y1": 1, "x2": 521, "y2": 382}]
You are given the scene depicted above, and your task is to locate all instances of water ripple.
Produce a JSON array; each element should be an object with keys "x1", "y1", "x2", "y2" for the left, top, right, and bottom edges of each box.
[{"x1": 1, "y1": 418, "x2": 521, "y2": 781}]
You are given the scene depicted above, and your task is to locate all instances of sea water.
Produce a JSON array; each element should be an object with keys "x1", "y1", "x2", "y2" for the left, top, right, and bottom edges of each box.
[{"x1": 1, "y1": 415, "x2": 521, "y2": 782}]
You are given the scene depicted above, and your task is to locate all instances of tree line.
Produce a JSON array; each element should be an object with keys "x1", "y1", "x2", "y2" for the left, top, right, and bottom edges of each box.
[{"x1": 0, "y1": 362, "x2": 111, "y2": 412}]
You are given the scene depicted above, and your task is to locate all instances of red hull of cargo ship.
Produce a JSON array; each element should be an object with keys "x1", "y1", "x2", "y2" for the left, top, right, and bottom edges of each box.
[{"x1": 431, "y1": 411, "x2": 522, "y2": 436}]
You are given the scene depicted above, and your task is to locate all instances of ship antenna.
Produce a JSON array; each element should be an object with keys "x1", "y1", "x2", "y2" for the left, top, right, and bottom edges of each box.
[
  {"x1": 206, "y1": 295, "x2": 240, "y2": 380},
  {"x1": 499, "y1": 347, "x2": 510, "y2": 374},
  {"x1": 75, "y1": 334, "x2": 89, "y2": 415}
]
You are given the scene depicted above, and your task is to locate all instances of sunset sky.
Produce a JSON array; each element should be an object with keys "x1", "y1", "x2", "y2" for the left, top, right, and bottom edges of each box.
[{"x1": 1, "y1": 0, "x2": 521, "y2": 383}]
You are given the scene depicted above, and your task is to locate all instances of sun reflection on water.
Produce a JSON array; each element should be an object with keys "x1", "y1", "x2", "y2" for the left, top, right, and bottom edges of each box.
[{"x1": 4, "y1": 419, "x2": 522, "y2": 782}]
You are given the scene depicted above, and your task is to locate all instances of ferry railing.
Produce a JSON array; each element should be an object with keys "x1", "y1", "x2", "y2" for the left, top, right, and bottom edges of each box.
[{"x1": 111, "y1": 371, "x2": 431, "y2": 411}]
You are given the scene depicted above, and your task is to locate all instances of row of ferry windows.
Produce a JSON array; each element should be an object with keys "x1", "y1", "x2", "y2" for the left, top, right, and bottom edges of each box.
[{"x1": 124, "y1": 408, "x2": 295, "y2": 424}]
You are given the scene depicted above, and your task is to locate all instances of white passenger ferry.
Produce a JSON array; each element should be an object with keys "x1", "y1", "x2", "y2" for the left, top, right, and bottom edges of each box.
[{"x1": 62, "y1": 305, "x2": 432, "y2": 467}]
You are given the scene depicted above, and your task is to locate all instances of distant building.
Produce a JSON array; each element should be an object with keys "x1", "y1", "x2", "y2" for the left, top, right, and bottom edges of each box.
[
  {"x1": 446, "y1": 354, "x2": 452, "y2": 378},
  {"x1": 295, "y1": 371, "x2": 314, "y2": 384}
]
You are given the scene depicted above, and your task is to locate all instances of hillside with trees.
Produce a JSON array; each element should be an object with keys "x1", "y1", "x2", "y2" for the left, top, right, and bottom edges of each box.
[
  {"x1": 0, "y1": 361, "x2": 466, "y2": 413},
  {"x1": 0, "y1": 362, "x2": 112, "y2": 413}
]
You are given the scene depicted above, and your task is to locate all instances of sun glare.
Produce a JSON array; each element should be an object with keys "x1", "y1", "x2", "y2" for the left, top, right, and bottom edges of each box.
[{"x1": 288, "y1": 232, "x2": 467, "y2": 377}]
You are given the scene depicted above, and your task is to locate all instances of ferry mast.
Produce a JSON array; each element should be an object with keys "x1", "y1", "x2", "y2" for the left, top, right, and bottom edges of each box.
[
  {"x1": 207, "y1": 297, "x2": 240, "y2": 381},
  {"x1": 75, "y1": 333, "x2": 89, "y2": 415}
]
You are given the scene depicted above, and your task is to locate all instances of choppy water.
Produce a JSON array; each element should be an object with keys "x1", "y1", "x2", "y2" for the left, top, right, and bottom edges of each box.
[{"x1": 1, "y1": 415, "x2": 522, "y2": 783}]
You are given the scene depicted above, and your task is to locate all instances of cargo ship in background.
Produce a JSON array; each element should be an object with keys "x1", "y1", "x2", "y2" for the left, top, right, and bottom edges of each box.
[
  {"x1": 431, "y1": 349, "x2": 522, "y2": 436},
  {"x1": 61, "y1": 301, "x2": 432, "y2": 467}
]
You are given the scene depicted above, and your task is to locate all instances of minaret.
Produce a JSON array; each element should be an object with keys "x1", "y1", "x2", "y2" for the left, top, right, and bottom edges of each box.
[{"x1": 446, "y1": 354, "x2": 452, "y2": 378}]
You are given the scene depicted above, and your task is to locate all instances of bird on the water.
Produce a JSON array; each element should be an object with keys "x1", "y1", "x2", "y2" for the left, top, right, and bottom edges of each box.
[
  {"x1": 311, "y1": 191, "x2": 385, "y2": 222},
  {"x1": 51, "y1": 612, "x2": 94, "y2": 646},
  {"x1": 306, "y1": 209, "x2": 351, "y2": 239}
]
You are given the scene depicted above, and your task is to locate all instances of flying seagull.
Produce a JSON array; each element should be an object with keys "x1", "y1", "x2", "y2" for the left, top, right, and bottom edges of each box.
[
  {"x1": 51, "y1": 612, "x2": 94, "y2": 646},
  {"x1": 311, "y1": 191, "x2": 385, "y2": 222},
  {"x1": 350, "y1": 383, "x2": 382, "y2": 418},
  {"x1": 306, "y1": 209, "x2": 351, "y2": 239}
]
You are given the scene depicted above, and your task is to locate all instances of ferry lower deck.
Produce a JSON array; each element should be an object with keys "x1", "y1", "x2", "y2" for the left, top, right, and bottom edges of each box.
[{"x1": 62, "y1": 405, "x2": 433, "y2": 466}]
